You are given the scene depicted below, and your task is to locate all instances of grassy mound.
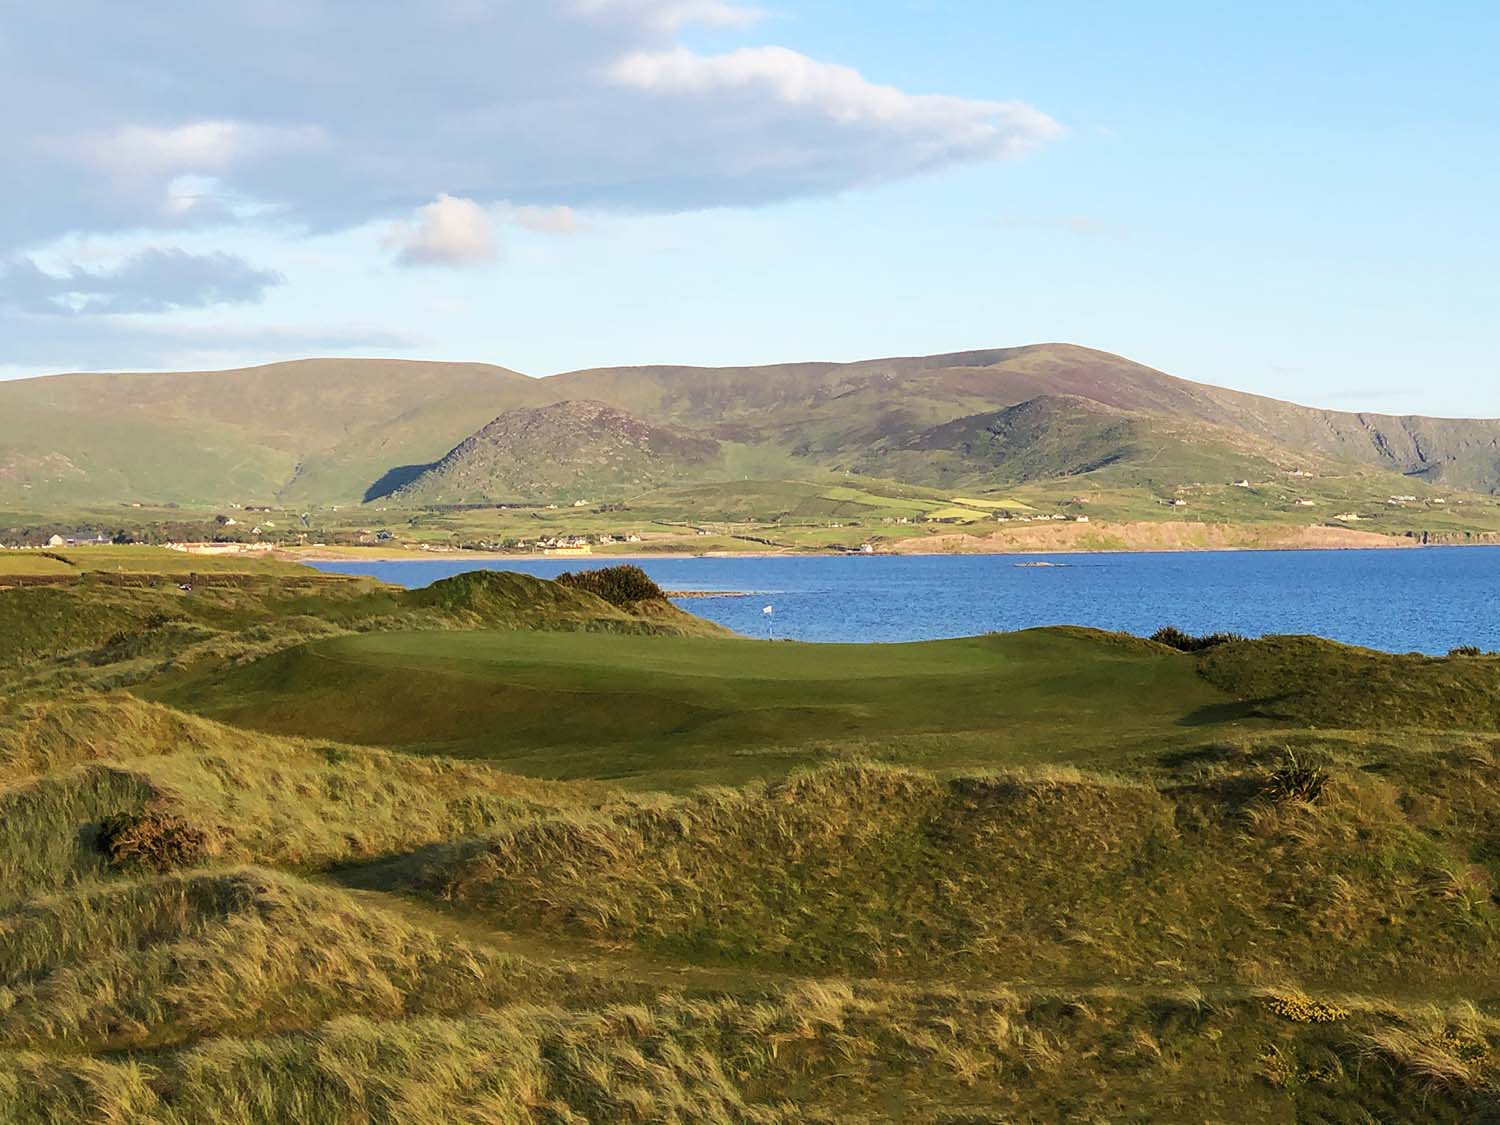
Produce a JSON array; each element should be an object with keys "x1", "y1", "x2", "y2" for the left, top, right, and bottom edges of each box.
[
  {"x1": 0, "y1": 695, "x2": 601, "y2": 881},
  {"x1": 404, "y1": 568, "x2": 719, "y2": 636},
  {"x1": 2, "y1": 984, "x2": 1497, "y2": 1122},
  {"x1": 396, "y1": 760, "x2": 1500, "y2": 991},
  {"x1": 0, "y1": 694, "x2": 250, "y2": 785},
  {"x1": 1197, "y1": 635, "x2": 1500, "y2": 728},
  {"x1": 0, "y1": 869, "x2": 553, "y2": 1052},
  {"x1": 0, "y1": 766, "x2": 167, "y2": 906},
  {"x1": 0, "y1": 569, "x2": 728, "y2": 701}
]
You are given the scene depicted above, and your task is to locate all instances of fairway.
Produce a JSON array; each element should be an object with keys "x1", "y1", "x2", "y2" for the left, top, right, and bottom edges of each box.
[{"x1": 156, "y1": 626, "x2": 1246, "y2": 787}]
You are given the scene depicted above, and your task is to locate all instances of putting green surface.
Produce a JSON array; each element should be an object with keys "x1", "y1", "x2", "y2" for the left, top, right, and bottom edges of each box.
[{"x1": 156, "y1": 627, "x2": 1247, "y2": 787}]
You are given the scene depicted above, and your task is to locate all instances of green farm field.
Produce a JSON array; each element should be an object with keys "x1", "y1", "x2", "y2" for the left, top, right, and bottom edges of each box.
[{"x1": 0, "y1": 545, "x2": 308, "y2": 577}]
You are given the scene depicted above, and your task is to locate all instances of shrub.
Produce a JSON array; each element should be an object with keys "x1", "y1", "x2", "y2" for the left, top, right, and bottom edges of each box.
[
  {"x1": 1449, "y1": 645, "x2": 1484, "y2": 658},
  {"x1": 1266, "y1": 992, "x2": 1349, "y2": 1023},
  {"x1": 556, "y1": 565, "x2": 664, "y2": 607},
  {"x1": 1150, "y1": 626, "x2": 1246, "y2": 653},
  {"x1": 97, "y1": 809, "x2": 213, "y2": 871},
  {"x1": 1261, "y1": 751, "x2": 1329, "y2": 805}
]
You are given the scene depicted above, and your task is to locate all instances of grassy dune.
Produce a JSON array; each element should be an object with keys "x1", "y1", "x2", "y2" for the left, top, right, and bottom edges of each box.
[
  {"x1": 0, "y1": 868, "x2": 563, "y2": 1052},
  {"x1": 6, "y1": 979, "x2": 1498, "y2": 1123},
  {"x1": 373, "y1": 755, "x2": 1500, "y2": 997},
  {"x1": 5, "y1": 568, "x2": 1500, "y2": 1119},
  {"x1": 0, "y1": 566, "x2": 724, "y2": 705},
  {"x1": 0, "y1": 695, "x2": 603, "y2": 881}
]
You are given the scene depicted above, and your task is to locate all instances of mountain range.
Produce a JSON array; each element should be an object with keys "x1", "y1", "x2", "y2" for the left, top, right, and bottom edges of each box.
[{"x1": 1, "y1": 343, "x2": 1497, "y2": 508}]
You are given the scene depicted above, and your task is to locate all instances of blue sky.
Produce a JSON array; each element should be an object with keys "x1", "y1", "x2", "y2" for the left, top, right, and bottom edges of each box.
[{"x1": 1, "y1": 1, "x2": 1495, "y2": 417}]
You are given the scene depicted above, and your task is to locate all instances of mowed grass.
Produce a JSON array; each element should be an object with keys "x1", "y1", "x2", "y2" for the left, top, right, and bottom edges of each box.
[
  {"x1": 0, "y1": 554, "x2": 76, "y2": 577},
  {"x1": 152, "y1": 627, "x2": 1244, "y2": 788}
]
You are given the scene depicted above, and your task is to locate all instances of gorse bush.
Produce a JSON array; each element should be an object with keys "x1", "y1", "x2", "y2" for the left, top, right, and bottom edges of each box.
[
  {"x1": 556, "y1": 565, "x2": 665, "y2": 607},
  {"x1": 1265, "y1": 992, "x2": 1349, "y2": 1024},
  {"x1": 1150, "y1": 626, "x2": 1246, "y2": 653},
  {"x1": 98, "y1": 809, "x2": 214, "y2": 872}
]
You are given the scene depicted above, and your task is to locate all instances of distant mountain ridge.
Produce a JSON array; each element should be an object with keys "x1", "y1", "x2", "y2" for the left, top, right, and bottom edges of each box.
[{"x1": 1, "y1": 343, "x2": 1497, "y2": 506}]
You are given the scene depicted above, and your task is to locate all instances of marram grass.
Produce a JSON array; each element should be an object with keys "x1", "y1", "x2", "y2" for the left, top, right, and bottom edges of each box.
[{"x1": 2, "y1": 572, "x2": 1500, "y2": 1119}]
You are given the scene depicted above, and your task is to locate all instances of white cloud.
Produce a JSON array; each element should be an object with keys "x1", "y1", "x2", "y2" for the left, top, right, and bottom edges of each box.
[
  {"x1": 0, "y1": 0, "x2": 1059, "y2": 366},
  {"x1": 383, "y1": 195, "x2": 500, "y2": 268},
  {"x1": 0, "y1": 2, "x2": 1059, "y2": 251},
  {"x1": 382, "y1": 198, "x2": 584, "y2": 267},
  {"x1": 505, "y1": 204, "x2": 584, "y2": 235},
  {"x1": 612, "y1": 45, "x2": 1060, "y2": 155}
]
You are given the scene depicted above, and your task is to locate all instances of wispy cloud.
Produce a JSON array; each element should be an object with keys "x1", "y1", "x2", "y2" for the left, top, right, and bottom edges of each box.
[
  {"x1": 0, "y1": 250, "x2": 283, "y2": 316},
  {"x1": 0, "y1": 314, "x2": 417, "y2": 375}
]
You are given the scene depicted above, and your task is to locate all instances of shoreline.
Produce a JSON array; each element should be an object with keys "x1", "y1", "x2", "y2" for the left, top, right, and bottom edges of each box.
[
  {"x1": 270, "y1": 517, "x2": 1500, "y2": 564},
  {"x1": 284, "y1": 541, "x2": 1467, "y2": 566}
]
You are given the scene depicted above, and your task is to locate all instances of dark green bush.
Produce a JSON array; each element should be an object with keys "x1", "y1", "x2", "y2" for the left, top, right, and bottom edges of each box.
[
  {"x1": 1151, "y1": 626, "x2": 1246, "y2": 653},
  {"x1": 556, "y1": 565, "x2": 664, "y2": 607},
  {"x1": 1449, "y1": 645, "x2": 1484, "y2": 658}
]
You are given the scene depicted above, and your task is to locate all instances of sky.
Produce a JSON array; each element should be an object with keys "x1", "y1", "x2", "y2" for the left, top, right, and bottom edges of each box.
[{"x1": 0, "y1": 0, "x2": 1495, "y2": 417}]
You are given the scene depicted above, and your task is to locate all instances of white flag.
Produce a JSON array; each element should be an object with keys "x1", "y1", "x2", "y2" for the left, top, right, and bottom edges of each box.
[{"x1": 762, "y1": 605, "x2": 774, "y2": 615}]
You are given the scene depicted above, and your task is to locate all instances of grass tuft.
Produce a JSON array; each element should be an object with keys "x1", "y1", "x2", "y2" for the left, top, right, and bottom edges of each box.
[
  {"x1": 1260, "y1": 751, "x2": 1330, "y2": 804},
  {"x1": 1151, "y1": 626, "x2": 1246, "y2": 653}
]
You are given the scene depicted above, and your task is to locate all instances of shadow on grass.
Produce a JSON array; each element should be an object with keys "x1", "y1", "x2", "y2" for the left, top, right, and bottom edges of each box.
[
  {"x1": 325, "y1": 840, "x2": 485, "y2": 892},
  {"x1": 1177, "y1": 698, "x2": 1279, "y2": 727},
  {"x1": 362, "y1": 462, "x2": 439, "y2": 503}
]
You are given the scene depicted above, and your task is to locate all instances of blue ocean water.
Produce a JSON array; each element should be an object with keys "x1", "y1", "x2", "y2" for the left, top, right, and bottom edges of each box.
[{"x1": 305, "y1": 548, "x2": 1500, "y2": 654}]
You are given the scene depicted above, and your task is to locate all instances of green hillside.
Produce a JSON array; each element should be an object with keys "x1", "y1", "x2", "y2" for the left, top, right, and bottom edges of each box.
[
  {"x1": 0, "y1": 358, "x2": 549, "y2": 506},
  {"x1": 5, "y1": 564, "x2": 1500, "y2": 1117},
  {"x1": 3, "y1": 344, "x2": 1499, "y2": 516},
  {"x1": 389, "y1": 399, "x2": 722, "y2": 505},
  {"x1": 849, "y1": 392, "x2": 1330, "y2": 490},
  {"x1": 551, "y1": 344, "x2": 1500, "y2": 491}
]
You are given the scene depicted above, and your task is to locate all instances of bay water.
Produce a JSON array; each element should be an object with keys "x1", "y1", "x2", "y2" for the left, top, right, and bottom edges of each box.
[{"x1": 306, "y1": 547, "x2": 1500, "y2": 654}]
